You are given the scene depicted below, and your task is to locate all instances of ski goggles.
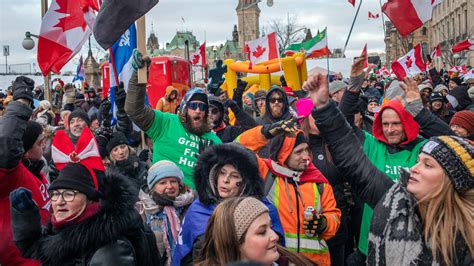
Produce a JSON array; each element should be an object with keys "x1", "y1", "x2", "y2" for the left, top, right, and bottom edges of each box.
[{"x1": 187, "y1": 101, "x2": 208, "y2": 111}]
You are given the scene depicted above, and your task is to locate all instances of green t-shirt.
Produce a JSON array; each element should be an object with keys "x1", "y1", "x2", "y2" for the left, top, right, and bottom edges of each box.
[
  {"x1": 146, "y1": 110, "x2": 222, "y2": 188},
  {"x1": 358, "y1": 131, "x2": 426, "y2": 255}
]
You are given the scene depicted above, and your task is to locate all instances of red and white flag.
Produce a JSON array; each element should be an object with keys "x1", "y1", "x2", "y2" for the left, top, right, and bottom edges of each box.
[
  {"x1": 191, "y1": 42, "x2": 207, "y2": 66},
  {"x1": 368, "y1": 11, "x2": 379, "y2": 19},
  {"x1": 462, "y1": 69, "x2": 474, "y2": 81},
  {"x1": 38, "y1": 0, "x2": 98, "y2": 76},
  {"x1": 360, "y1": 44, "x2": 369, "y2": 68},
  {"x1": 382, "y1": 0, "x2": 433, "y2": 37},
  {"x1": 451, "y1": 37, "x2": 474, "y2": 53},
  {"x1": 377, "y1": 65, "x2": 391, "y2": 77},
  {"x1": 430, "y1": 44, "x2": 441, "y2": 59},
  {"x1": 245, "y1": 32, "x2": 279, "y2": 68},
  {"x1": 391, "y1": 44, "x2": 426, "y2": 80}
]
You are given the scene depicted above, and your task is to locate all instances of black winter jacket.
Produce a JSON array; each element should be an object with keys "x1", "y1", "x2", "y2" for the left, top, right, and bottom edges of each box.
[
  {"x1": 215, "y1": 103, "x2": 258, "y2": 143},
  {"x1": 107, "y1": 154, "x2": 148, "y2": 191},
  {"x1": 312, "y1": 101, "x2": 472, "y2": 265},
  {"x1": 10, "y1": 169, "x2": 162, "y2": 266}
]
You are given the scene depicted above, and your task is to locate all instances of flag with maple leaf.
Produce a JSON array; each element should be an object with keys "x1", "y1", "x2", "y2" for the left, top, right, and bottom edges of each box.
[
  {"x1": 391, "y1": 44, "x2": 426, "y2": 80},
  {"x1": 368, "y1": 11, "x2": 379, "y2": 19},
  {"x1": 284, "y1": 29, "x2": 329, "y2": 59},
  {"x1": 191, "y1": 42, "x2": 207, "y2": 66},
  {"x1": 430, "y1": 44, "x2": 441, "y2": 59},
  {"x1": 38, "y1": 0, "x2": 98, "y2": 76},
  {"x1": 382, "y1": 0, "x2": 435, "y2": 37},
  {"x1": 376, "y1": 65, "x2": 391, "y2": 77},
  {"x1": 451, "y1": 37, "x2": 474, "y2": 53},
  {"x1": 93, "y1": 0, "x2": 159, "y2": 50},
  {"x1": 360, "y1": 44, "x2": 369, "y2": 68},
  {"x1": 245, "y1": 32, "x2": 279, "y2": 68}
]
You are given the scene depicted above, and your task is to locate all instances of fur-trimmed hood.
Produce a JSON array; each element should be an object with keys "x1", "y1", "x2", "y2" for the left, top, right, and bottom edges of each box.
[
  {"x1": 194, "y1": 143, "x2": 264, "y2": 206},
  {"x1": 37, "y1": 168, "x2": 147, "y2": 265}
]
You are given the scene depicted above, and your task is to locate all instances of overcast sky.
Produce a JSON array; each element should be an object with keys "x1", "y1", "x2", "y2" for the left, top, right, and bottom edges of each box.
[{"x1": 0, "y1": 0, "x2": 386, "y2": 72}]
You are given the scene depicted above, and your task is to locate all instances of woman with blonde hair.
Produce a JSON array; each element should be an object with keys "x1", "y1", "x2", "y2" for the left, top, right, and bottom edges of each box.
[
  {"x1": 195, "y1": 197, "x2": 314, "y2": 266},
  {"x1": 305, "y1": 73, "x2": 473, "y2": 265}
]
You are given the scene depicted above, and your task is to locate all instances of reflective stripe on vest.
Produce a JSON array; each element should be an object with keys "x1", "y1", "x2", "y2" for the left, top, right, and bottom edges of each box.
[{"x1": 284, "y1": 233, "x2": 329, "y2": 254}]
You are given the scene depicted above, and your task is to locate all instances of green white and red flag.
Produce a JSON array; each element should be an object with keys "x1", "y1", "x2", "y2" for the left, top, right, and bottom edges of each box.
[{"x1": 284, "y1": 29, "x2": 329, "y2": 59}]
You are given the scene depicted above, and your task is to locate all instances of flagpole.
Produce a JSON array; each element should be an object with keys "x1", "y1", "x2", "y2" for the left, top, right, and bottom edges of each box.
[
  {"x1": 325, "y1": 27, "x2": 330, "y2": 85},
  {"x1": 343, "y1": 0, "x2": 363, "y2": 56},
  {"x1": 378, "y1": 0, "x2": 386, "y2": 38}
]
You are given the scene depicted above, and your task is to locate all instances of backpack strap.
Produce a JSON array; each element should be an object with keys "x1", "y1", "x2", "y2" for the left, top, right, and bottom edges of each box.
[{"x1": 263, "y1": 170, "x2": 276, "y2": 196}]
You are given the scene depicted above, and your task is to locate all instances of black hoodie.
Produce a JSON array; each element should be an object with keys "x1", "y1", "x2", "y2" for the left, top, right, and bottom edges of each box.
[{"x1": 255, "y1": 86, "x2": 292, "y2": 125}]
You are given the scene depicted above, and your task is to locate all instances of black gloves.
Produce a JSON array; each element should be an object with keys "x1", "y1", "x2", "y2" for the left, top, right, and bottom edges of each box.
[
  {"x1": 232, "y1": 79, "x2": 247, "y2": 107},
  {"x1": 261, "y1": 117, "x2": 299, "y2": 139},
  {"x1": 224, "y1": 99, "x2": 239, "y2": 110},
  {"x1": 303, "y1": 213, "x2": 328, "y2": 236},
  {"x1": 115, "y1": 82, "x2": 127, "y2": 111},
  {"x1": 138, "y1": 149, "x2": 151, "y2": 162},
  {"x1": 9, "y1": 188, "x2": 36, "y2": 212},
  {"x1": 12, "y1": 76, "x2": 35, "y2": 103}
]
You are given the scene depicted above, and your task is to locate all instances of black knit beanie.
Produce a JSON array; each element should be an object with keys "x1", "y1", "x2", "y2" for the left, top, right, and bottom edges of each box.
[
  {"x1": 106, "y1": 131, "x2": 129, "y2": 154},
  {"x1": 22, "y1": 120, "x2": 43, "y2": 152},
  {"x1": 49, "y1": 163, "x2": 102, "y2": 201},
  {"x1": 421, "y1": 136, "x2": 473, "y2": 194},
  {"x1": 294, "y1": 132, "x2": 308, "y2": 147},
  {"x1": 68, "y1": 110, "x2": 91, "y2": 127}
]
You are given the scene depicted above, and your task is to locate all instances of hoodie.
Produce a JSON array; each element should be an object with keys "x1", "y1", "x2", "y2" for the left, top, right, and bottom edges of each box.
[
  {"x1": 156, "y1": 86, "x2": 178, "y2": 114},
  {"x1": 256, "y1": 86, "x2": 292, "y2": 125}
]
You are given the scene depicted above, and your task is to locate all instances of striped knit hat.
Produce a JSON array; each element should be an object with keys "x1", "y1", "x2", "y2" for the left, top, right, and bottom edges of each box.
[{"x1": 420, "y1": 136, "x2": 473, "y2": 194}]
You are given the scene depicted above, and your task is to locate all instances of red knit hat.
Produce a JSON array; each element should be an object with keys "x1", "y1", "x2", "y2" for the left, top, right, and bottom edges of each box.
[{"x1": 450, "y1": 110, "x2": 474, "y2": 134}]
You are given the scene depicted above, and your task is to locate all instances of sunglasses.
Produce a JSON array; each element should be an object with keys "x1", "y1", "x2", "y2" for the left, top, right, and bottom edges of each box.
[
  {"x1": 188, "y1": 101, "x2": 208, "y2": 111},
  {"x1": 269, "y1": 98, "x2": 284, "y2": 104}
]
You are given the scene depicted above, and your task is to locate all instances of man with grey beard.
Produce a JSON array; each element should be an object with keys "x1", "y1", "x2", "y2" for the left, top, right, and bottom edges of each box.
[{"x1": 125, "y1": 54, "x2": 221, "y2": 189}]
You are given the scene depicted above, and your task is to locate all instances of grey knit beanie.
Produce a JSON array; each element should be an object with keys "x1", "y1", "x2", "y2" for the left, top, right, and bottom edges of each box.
[
  {"x1": 234, "y1": 197, "x2": 269, "y2": 240},
  {"x1": 147, "y1": 160, "x2": 184, "y2": 189}
]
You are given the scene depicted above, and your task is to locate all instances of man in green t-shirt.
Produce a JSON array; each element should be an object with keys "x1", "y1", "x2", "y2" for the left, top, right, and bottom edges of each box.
[
  {"x1": 124, "y1": 56, "x2": 221, "y2": 188},
  {"x1": 338, "y1": 57, "x2": 455, "y2": 260}
]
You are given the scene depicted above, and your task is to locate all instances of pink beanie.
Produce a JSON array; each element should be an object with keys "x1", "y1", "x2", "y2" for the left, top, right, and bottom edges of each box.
[{"x1": 295, "y1": 98, "x2": 314, "y2": 118}]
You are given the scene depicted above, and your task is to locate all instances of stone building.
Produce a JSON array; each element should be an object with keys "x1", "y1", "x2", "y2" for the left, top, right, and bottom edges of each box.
[
  {"x1": 431, "y1": 0, "x2": 473, "y2": 67},
  {"x1": 236, "y1": 0, "x2": 261, "y2": 49},
  {"x1": 384, "y1": 21, "x2": 431, "y2": 68},
  {"x1": 84, "y1": 41, "x2": 101, "y2": 89}
]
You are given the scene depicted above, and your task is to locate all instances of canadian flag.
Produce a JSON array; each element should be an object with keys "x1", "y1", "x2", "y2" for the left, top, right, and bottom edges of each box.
[
  {"x1": 462, "y1": 69, "x2": 474, "y2": 81},
  {"x1": 368, "y1": 11, "x2": 379, "y2": 19},
  {"x1": 377, "y1": 65, "x2": 391, "y2": 77},
  {"x1": 245, "y1": 32, "x2": 279, "y2": 68},
  {"x1": 38, "y1": 0, "x2": 98, "y2": 76},
  {"x1": 391, "y1": 44, "x2": 426, "y2": 80},
  {"x1": 430, "y1": 44, "x2": 441, "y2": 59},
  {"x1": 191, "y1": 42, "x2": 207, "y2": 66},
  {"x1": 451, "y1": 37, "x2": 474, "y2": 53},
  {"x1": 382, "y1": 0, "x2": 434, "y2": 37},
  {"x1": 360, "y1": 44, "x2": 369, "y2": 68}
]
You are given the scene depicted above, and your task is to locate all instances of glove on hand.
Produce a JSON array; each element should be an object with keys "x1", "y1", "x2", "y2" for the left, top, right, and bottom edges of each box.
[
  {"x1": 114, "y1": 82, "x2": 127, "y2": 111},
  {"x1": 9, "y1": 188, "x2": 36, "y2": 212},
  {"x1": 303, "y1": 213, "x2": 328, "y2": 236},
  {"x1": 261, "y1": 117, "x2": 300, "y2": 139},
  {"x1": 131, "y1": 49, "x2": 151, "y2": 71},
  {"x1": 233, "y1": 79, "x2": 247, "y2": 102},
  {"x1": 12, "y1": 76, "x2": 35, "y2": 103},
  {"x1": 138, "y1": 149, "x2": 151, "y2": 162},
  {"x1": 223, "y1": 99, "x2": 239, "y2": 110}
]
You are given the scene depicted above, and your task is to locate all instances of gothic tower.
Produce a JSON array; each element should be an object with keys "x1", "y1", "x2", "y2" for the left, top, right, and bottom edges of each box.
[{"x1": 236, "y1": 0, "x2": 260, "y2": 48}]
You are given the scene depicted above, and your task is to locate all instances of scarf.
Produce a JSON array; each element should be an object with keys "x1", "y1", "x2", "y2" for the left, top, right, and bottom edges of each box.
[
  {"x1": 368, "y1": 171, "x2": 429, "y2": 265},
  {"x1": 51, "y1": 202, "x2": 101, "y2": 230},
  {"x1": 263, "y1": 159, "x2": 328, "y2": 183}
]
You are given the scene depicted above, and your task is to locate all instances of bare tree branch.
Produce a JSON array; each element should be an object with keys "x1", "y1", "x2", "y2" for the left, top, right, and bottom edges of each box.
[{"x1": 267, "y1": 14, "x2": 306, "y2": 54}]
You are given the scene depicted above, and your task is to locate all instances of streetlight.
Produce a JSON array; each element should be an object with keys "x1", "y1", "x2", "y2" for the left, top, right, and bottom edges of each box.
[{"x1": 22, "y1": 32, "x2": 39, "y2": 50}]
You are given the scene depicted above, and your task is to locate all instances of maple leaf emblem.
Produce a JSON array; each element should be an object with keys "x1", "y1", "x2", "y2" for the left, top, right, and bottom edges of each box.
[
  {"x1": 69, "y1": 151, "x2": 80, "y2": 163},
  {"x1": 405, "y1": 56, "x2": 413, "y2": 68},
  {"x1": 192, "y1": 54, "x2": 200, "y2": 65},
  {"x1": 54, "y1": 0, "x2": 87, "y2": 31},
  {"x1": 252, "y1": 45, "x2": 266, "y2": 58}
]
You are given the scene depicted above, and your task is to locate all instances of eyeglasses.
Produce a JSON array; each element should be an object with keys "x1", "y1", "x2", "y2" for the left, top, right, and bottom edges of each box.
[
  {"x1": 269, "y1": 98, "x2": 284, "y2": 104},
  {"x1": 50, "y1": 190, "x2": 79, "y2": 202},
  {"x1": 188, "y1": 101, "x2": 208, "y2": 111}
]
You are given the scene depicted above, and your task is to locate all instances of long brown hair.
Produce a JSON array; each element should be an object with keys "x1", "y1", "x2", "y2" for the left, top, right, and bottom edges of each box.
[
  {"x1": 195, "y1": 197, "x2": 315, "y2": 266},
  {"x1": 419, "y1": 175, "x2": 474, "y2": 264}
]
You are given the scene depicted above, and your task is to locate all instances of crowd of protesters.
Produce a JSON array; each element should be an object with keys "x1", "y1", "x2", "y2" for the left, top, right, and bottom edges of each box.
[{"x1": 0, "y1": 50, "x2": 472, "y2": 266}]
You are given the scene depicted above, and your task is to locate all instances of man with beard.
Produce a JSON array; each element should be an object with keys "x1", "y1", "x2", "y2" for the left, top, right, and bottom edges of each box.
[
  {"x1": 256, "y1": 85, "x2": 292, "y2": 125},
  {"x1": 125, "y1": 59, "x2": 221, "y2": 188}
]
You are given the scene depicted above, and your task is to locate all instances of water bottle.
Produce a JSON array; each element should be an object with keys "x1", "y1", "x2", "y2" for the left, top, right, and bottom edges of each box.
[{"x1": 304, "y1": 206, "x2": 315, "y2": 237}]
